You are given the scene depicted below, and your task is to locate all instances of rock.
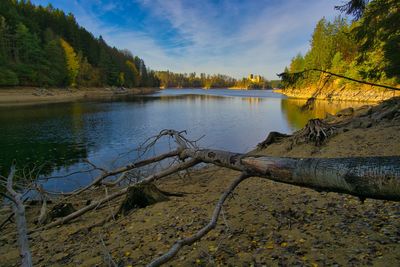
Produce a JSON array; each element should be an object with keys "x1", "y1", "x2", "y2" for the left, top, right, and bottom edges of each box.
[{"x1": 337, "y1": 107, "x2": 354, "y2": 117}]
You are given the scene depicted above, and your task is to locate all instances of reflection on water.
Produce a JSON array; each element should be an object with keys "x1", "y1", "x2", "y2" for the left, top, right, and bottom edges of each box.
[
  {"x1": 281, "y1": 98, "x2": 367, "y2": 131},
  {"x1": 0, "y1": 89, "x2": 367, "y2": 190}
]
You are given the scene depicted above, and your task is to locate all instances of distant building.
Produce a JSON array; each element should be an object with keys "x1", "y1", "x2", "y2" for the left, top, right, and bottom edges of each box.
[{"x1": 248, "y1": 74, "x2": 262, "y2": 83}]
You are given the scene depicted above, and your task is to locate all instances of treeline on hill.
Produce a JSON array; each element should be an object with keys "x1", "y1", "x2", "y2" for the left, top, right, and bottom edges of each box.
[
  {"x1": 0, "y1": 0, "x2": 159, "y2": 88},
  {"x1": 155, "y1": 71, "x2": 282, "y2": 89},
  {"x1": 284, "y1": 0, "x2": 399, "y2": 88}
]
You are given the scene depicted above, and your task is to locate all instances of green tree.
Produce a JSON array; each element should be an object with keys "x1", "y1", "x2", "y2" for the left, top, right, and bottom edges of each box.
[
  {"x1": 353, "y1": 0, "x2": 400, "y2": 81},
  {"x1": 44, "y1": 38, "x2": 68, "y2": 86},
  {"x1": 290, "y1": 53, "x2": 305, "y2": 73},
  {"x1": 331, "y1": 52, "x2": 348, "y2": 74},
  {"x1": 0, "y1": 67, "x2": 19, "y2": 86},
  {"x1": 305, "y1": 18, "x2": 335, "y2": 71}
]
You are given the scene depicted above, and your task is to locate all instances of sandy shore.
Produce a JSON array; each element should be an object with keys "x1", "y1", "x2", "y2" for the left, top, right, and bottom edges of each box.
[
  {"x1": 0, "y1": 98, "x2": 399, "y2": 266},
  {"x1": 0, "y1": 87, "x2": 159, "y2": 106}
]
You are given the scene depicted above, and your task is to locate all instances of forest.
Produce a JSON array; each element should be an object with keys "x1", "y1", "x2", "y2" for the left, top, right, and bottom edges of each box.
[
  {"x1": 0, "y1": 0, "x2": 160, "y2": 88},
  {"x1": 155, "y1": 70, "x2": 282, "y2": 89},
  {"x1": 284, "y1": 0, "x2": 399, "y2": 89}
]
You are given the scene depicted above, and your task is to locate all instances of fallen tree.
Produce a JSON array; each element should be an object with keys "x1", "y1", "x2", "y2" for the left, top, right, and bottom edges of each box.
[{"x1": 2, "y1": 127, "x2": 400, "y2": 266}]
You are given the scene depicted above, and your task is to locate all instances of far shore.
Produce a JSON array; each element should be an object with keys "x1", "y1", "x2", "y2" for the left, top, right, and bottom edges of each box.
[
  {"x1": 0, "y1": 87, "x2": 159, "y2": 106},
  {"x1": 159, "y1": 86, "x2": 273, "y2": 90}
]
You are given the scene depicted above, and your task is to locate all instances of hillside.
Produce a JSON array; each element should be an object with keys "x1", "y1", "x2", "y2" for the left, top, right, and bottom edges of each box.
[{"x1": 0, "y1": 0, "x2": 159, "y2": 88}]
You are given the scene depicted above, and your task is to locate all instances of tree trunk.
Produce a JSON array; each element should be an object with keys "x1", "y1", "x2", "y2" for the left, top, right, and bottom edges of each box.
[
  {"x1": 241, "y1": 156, "x2": 400, "y2": 201},
  {"x1": 180, "y1": 147, "x2": 400, "y2": 201}
]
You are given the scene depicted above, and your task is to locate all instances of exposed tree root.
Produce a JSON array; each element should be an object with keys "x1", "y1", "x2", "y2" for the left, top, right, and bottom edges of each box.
[{"x1": 293, "y1": 118, "x2": 337, "y2": 146}]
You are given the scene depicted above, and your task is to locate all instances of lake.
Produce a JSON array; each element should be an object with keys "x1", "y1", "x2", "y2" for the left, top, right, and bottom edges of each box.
[{"x1": 0, "y1": 89, "x2": 363, "y2": 191}]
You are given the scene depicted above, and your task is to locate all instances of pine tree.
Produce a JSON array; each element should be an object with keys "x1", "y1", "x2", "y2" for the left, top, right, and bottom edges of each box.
[{"x1": 44, "y1": 38, "x2": 68, "y2": 86}]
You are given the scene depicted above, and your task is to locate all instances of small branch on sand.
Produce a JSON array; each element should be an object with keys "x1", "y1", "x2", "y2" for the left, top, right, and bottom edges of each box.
[{"x1": 147, "y1": 172, "x2": 252, "y2": 267}]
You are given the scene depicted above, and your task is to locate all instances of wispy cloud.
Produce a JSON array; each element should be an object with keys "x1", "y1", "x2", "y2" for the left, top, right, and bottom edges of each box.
[
  {"x1": 31, "y1": 0, "x2": 344, "y2": 79},
  {"x1": 134, "y1": 0, "x2": 343, "y2": 78}
]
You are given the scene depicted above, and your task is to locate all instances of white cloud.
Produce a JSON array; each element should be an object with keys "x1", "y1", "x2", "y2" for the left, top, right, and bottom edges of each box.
[
  {"x1": 34, "y1": 0, "x2": 344, "y2": 79},
  {"x1": 133, "y1": 0, "x2": 343, "y2": 79}
]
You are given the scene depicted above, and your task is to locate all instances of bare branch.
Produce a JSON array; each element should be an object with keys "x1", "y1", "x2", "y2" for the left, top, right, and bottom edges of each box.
[
  {"x1": 60, "y1": 149, "x2": 181, "y2": 196},
  {"x1": 147, "y1": 172, "x2": 251, "y2": 267},
  {"x1": 6, "y1": 162, "x2": 33, "y2": 267},
  {"x1": 35, "y1": 158, "x2": 200, "y2": 231}
]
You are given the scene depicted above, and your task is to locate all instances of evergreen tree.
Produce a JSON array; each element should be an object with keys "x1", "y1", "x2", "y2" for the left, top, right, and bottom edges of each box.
[{"x1": 44, "y1": 38, "x2": 68, "y2": 86}]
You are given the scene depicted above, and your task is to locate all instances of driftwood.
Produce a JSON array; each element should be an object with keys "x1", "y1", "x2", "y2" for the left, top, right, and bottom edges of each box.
[{"x1": 5, "y1": 163, "x2": 33, "y2": 267}]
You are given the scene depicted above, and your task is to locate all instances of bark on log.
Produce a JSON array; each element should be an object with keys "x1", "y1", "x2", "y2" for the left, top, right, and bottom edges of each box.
[
  {"x1": 180, "y1": 147, "x2": 400, "y2": 200},
  {"x1": 242, "y1": 156, "x2": 400, "y2": 201},
  {"x1": 180, "y1": 149, "x2": 245, "y2": 171}
]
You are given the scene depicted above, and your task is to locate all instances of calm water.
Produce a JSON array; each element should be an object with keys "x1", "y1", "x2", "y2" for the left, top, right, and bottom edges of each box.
[{"x1": 0, "y1": 89, "x2": 363, "y2": 191}]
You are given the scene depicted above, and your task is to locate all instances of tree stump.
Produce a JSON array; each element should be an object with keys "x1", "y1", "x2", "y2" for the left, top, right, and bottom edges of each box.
[
  {"x1": 48, "y1": 203, "x2": 76, "y2": 221},
  {"x1": 118, "y1": 183, "x2": 169, "y2": 215}
]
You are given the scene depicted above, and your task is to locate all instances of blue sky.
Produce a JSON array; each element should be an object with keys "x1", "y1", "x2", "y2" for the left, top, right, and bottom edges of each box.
[{"x1": 31, "y1": 0, "x2": 345, "y2": 79}]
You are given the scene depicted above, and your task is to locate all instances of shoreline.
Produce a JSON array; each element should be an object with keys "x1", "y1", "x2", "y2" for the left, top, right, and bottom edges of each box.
[
  {"x1": 160, "y1": 87, "x2": 271, "y2": 90},
  {"x1": 274, "y1": 83, "x2": 400, "y2": 102},
  {"x1": 0, "y1": 87, "x2": 160, "y2": 106}
]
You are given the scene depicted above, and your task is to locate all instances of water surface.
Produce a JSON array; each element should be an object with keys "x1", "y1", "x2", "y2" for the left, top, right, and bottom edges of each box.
[{"x1": 0, "y1": 89, "x2": 364, "y2": 191}]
